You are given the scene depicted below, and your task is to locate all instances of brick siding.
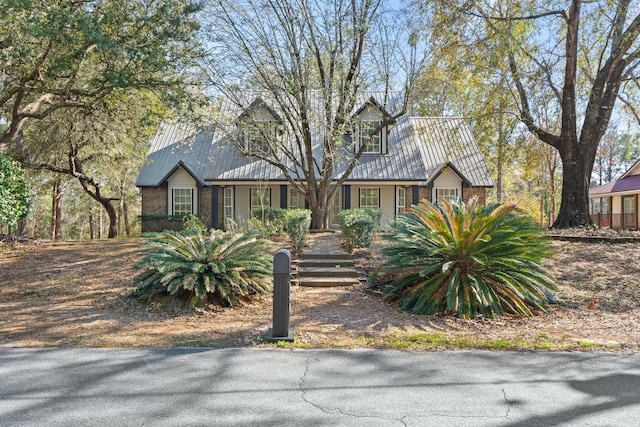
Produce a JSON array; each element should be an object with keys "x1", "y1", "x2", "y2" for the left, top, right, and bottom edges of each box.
[
  {"x1": 141, "y1": 187, "x2": 166, "y2": 216},
  {"x1": 199, "y1": 187, "x2": 212, "y2": 228},
  {"x1": 463, "y1": 187, "x2": 487, "y2": 205}
]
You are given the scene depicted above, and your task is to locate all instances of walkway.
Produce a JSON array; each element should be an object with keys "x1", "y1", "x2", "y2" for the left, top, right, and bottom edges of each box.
[{"x1": 293, "y1": 232, "x2": 360, "y2": 287}]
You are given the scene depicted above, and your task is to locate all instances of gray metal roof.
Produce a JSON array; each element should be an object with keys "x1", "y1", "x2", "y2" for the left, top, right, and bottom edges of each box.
[
  {"x1": 135, "y1": 122, "x2": 213, "y2": 187},
  {"x1": 136, "y1": 92, "x2": 494, "y2": 188}
]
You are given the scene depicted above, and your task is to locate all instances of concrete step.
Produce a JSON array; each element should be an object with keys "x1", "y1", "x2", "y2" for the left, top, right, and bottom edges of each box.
[
  {"x1": 298, "y1": 259, "x2": 355, "y2": 268},
  {"x1": 297, "y1": 266, "x2": 358, "y2": 278},
  {"x1": 292, "y1": 277, "x2": 360, "y2": 287},
  {"x1": 302, "y1": 253, "x2": 352, "y2": 261}
]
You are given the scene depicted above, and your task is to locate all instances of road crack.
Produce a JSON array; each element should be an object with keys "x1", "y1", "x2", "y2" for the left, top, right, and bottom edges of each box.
[{"x1": 298, "y1": 355, "x2": 408, "y2": 425}]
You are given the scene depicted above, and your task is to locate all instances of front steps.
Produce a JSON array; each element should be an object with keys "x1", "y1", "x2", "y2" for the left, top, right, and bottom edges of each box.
[{"x1": 293, "y1": 253, "x2": 360, "y2": 287}]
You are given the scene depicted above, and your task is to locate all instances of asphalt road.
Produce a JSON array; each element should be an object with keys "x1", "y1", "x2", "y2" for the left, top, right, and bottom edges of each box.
[{"x1": 1, "y1": 348, "x2": 639, "y2": 426}]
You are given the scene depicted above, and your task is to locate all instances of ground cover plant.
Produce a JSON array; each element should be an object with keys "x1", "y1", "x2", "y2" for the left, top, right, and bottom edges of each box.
[
  {"x1": 374, "y1": 198, "x2": 555, "y2": 318},
  {"x1": 133, "y1": 228, "x2": 273, "y2": 308}
]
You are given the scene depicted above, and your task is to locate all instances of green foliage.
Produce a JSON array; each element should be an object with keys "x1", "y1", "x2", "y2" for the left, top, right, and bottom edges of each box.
[
  {"x1": 338, "y1": 209, "x2": 375, "y2": 252},
  {"x1": 182, "y1": 214, "x2": 207, "y2": 234},
  {"x1": 362, "y1": 208, "x2": 383, "y2": 228},
  {"x1": 138, "y1": 214, "x2": 187, "y2": 222},
  {"x1": 251, "y1": 207, "x2": 287, "y2": 237},
  {"x1": 133, "y1": 229, "x2": 273, "y2": 308},
  {"x1": 0, "y1": 154, "x2": 30, "y2": 226},
  {"x1": 285, "y1": 209, "x2": 311, "y2": 253},
  {"x1": 1, "y1": 0, "x2": 203, "y2": 145},
  {"x1": 248, "y1": 217, "x2": 279, "y2": 238},
  {"x1": 375, "y1": 197, "x2": 555, "y2": 319},
  {"x1": 253, "y1": 207, "x2": 287, "y2": 224}
]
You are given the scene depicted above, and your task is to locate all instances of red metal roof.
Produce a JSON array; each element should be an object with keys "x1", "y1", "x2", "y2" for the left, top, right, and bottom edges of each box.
[{"x1": 590, "y1": 174, "x2": 640, "y2": 196}]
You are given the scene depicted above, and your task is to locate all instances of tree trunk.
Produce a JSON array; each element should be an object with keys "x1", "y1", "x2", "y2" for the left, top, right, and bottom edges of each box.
[
  {"x1": 496, "y1": 113, "x2": 504, "y2": 202},
  {"x1": 311, "y1": 203, "x2": 331, "y2": 230},
  {"x1": 51, "y1": 179, "x2": 62, "y2": 240},
  {"x1": 104, "y1": 202, "x2": 118, "y2": 238},
  {"x1": 89, "y1": 210, "x2": 95, "y2": 239},
  {"x1": 552, "y1": 142, "x2": 596, "y2": 228},
  {"x1": 123, "y1": 199, "x2": 131, "y2": 236}
]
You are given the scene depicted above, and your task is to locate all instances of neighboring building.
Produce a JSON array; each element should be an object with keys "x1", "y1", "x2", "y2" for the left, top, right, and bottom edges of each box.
[
  {"x1": 589, "y1": 159, "x2": 640, "y2": 230},
  {"x1": 136, "y1": 92, "x2": 494, "y2": 232}
]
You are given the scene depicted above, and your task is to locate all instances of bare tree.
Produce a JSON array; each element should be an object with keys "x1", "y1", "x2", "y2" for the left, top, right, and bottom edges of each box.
[{"x1": 202, "y1": 0, "x2": 425, "y2": 229}]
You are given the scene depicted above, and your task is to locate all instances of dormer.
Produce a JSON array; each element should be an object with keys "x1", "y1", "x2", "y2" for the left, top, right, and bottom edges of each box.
[
  {"x1": 351, "y1": 97, "x2": 393, "y2": 155},
  {"x1": 236, "y1": 97, "x2": 283, "y2": 154}
]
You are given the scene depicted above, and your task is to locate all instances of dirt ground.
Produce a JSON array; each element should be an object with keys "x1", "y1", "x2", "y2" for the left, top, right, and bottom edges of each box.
[{"x1": 1, "y1": 234, "x2": 639, "y2": 351}]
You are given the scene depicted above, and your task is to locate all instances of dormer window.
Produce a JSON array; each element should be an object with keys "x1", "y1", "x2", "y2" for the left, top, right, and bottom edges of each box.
[
  {"x1": 236, "y1": 97, "x2": 283, "y2": 155},
  {"x1": 350, "y1": 97, "x2": 392, "y2": 155},
  {"x1": 241, "y1": 120, "x2": 279, "y2": 154},
  {"x1": 358, "y1": 120, "x2": 383, "y2": 154}
]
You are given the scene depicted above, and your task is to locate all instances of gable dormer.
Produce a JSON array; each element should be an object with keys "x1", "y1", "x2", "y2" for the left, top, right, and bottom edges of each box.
[
  {"x1": 236, "y1": 97, "x2": 283, "y2": 154},
  {"x1": 351, "y1": 97, "x2": 393, "y2": 155}
]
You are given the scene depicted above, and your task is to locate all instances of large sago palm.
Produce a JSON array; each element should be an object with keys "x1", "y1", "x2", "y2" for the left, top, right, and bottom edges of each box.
[
  {"x1": 133, "y1": 229, "x2": 273, "y2": 308},
  {"x1": 375, "y1": 198, "x2": 555, "y2": 318}
]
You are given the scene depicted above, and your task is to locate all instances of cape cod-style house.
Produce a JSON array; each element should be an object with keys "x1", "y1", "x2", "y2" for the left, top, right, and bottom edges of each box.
[
  {"x1": 136, "y1": 92, "x2": 494, "y2": 232},
  {"x1": 589, "y1": 159, "x2": 640, "y2": 230}
]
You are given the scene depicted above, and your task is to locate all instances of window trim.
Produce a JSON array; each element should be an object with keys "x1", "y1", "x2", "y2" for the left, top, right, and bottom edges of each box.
[
  {"x1": 359, "y1": 188, "x2": 380, "y2": 209},
  {"x1": 223, "y1": 186, "x2": 234, "y2": 229},
  {"x1": 242, "y1": 120, "x2": 278, "y2": 154},
  {"x1": 288, "y1": 187, "x2": 302, "y2": 209},
  {"x1": 357, "y1": 120, "x2": 383, "y2": 154},
  {"x1": 436, "y1": 188, "x2": 459, "y2": 204},
  {"x1": 250, "y1": 187, "x2": 272, "y2": 214},
  {"x1": 396, "y1": 187, "x2": 406, "y2": 216},
  {"x1": 172, "y1": 188, "x2": 194, "y2": 216}
]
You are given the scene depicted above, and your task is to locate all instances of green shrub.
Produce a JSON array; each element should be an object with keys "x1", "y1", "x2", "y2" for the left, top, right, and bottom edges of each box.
[
  {"x1": 248, "y1": 217, "x2": 278, "y2": 238},
  {"x1": 338, "y1": 209, "x2": 375, "y2": 252},
  {"x1": 373, "y1": 197, "x2": 555, "y2": 318},
  {"x1": 285, "y1": 209, "x2": 311, "y2": 253},
  {"x1": 362, "y1": 208, "x2": 383, "y2": 228},
  {"x1": 182, "y1": 214, "x2": 208, "y2": 234},
  {"x1": 133, "y1": 228, "x2": 273, "y2": 308},
  {"x1": 138, "y1": 214, "x2": 189, "y2": 233},
  {"x1": 250, "y1": 207, "x2": 287, "y2": 237}
]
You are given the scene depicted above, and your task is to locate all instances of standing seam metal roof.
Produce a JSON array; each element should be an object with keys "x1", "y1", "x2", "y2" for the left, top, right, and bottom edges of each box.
[{"x1": 136, "y1": 92, "x2": 494, "y2": 188}]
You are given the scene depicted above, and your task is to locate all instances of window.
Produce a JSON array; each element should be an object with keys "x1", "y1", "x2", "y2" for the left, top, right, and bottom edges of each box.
[
  {"x1": 289, "y1": 187, "x2": 303, "y2": 209},
  {"x1": 329, "y1": 188, "x2": 342, "y2": 226},
  {"x1": 358, "y1": 120, "x2": 382, "y2": 154},
  {"x1": 172, "y1": 188, "x2": 193, "y2": 215},
  {"x1": 242, "y1": 121, "x2": 278, "y2": 153},
  {"x1": 224, "y1": 187, "x2": 234, "y2": 229},
  {"x1": 250, "y1": 188, "x2": 271, "y2": 214},
  {"x1": 360, "y1": 188, "x2": 380, "y2": 208},
  {"x1": 623, "y1": 196, "x2": 635, "y2": 227},
  {"x1": 436, "y1": 188, "x2": 458, "y2": 204},
  {"x1": 396, "y1": 187, "x2": 406, "y2": 216}
]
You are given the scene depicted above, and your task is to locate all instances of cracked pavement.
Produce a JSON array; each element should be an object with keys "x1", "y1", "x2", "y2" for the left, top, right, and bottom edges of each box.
[{"x1": 1, "y1": 348, "x2": 639, "y2": 426}]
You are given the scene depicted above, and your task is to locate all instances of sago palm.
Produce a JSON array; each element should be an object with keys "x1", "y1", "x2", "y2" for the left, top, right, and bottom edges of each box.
[
  {"x1": 375, "y1": 198, "x2": 555, "y2": 318},
  {"x1": 133, "y1": 228, "x2": 273, "y2": 308}
]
